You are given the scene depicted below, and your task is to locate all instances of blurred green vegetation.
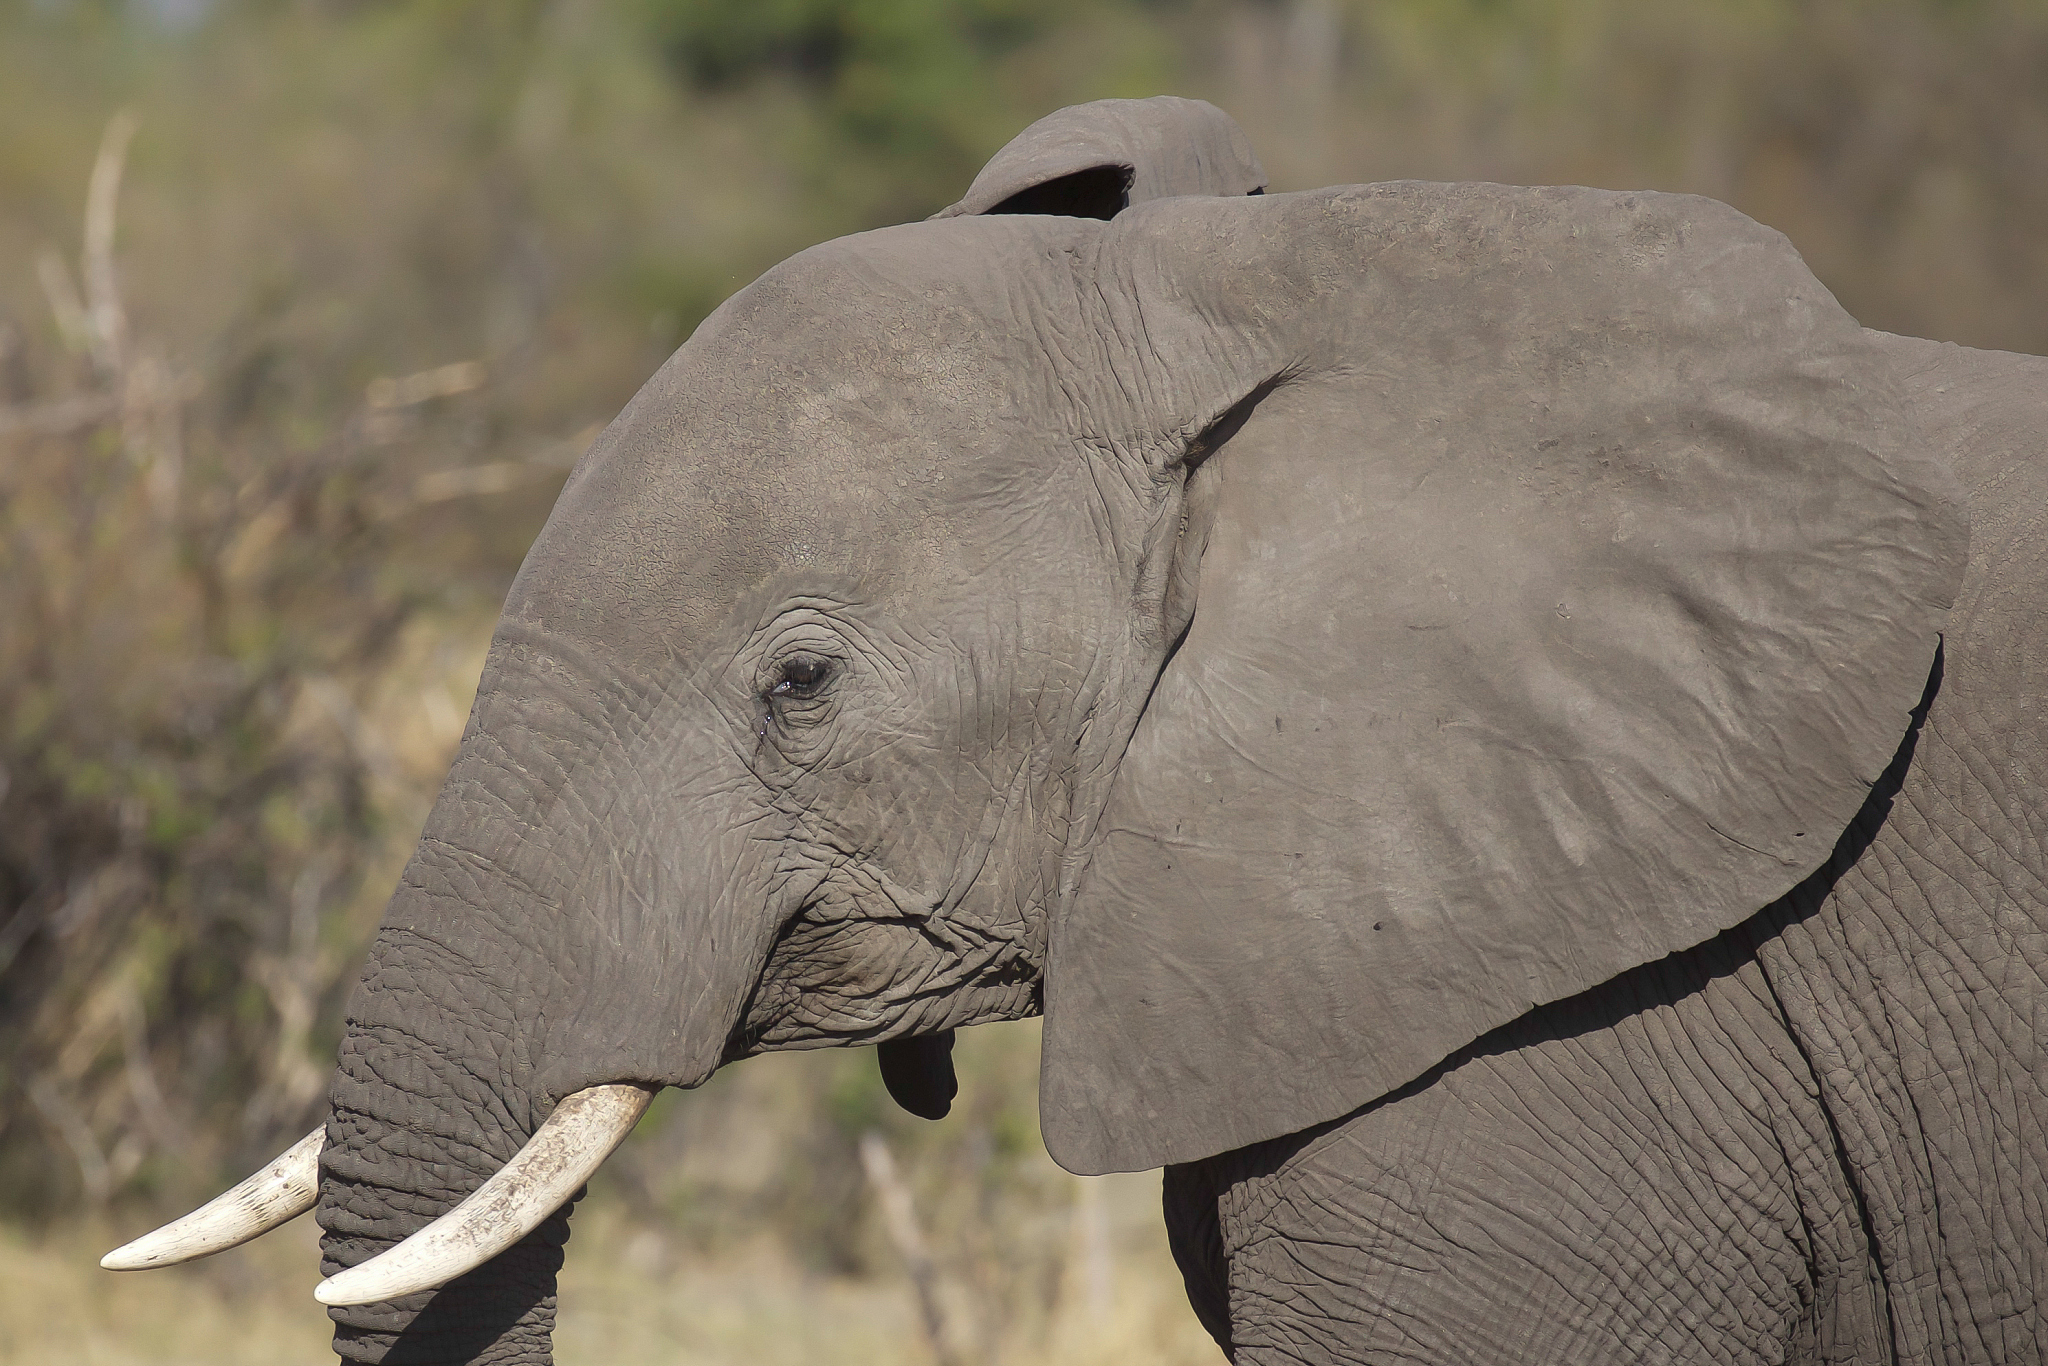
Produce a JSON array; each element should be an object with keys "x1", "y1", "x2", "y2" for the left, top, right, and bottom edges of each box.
[{"x1": 1, "y1": 0, "x2": 2045, "y2": 1355}]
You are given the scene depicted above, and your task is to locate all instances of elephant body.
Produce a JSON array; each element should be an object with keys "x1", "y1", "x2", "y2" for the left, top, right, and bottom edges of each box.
[
  {"x1": 108, "y1": 99, "x2": 2048, "y2": 1366},
  {"x1": 1169, "y1": 341, "x2": 2048, "y2": 1365}
]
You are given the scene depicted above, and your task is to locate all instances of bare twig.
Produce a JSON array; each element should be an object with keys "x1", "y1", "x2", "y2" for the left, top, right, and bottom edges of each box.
[
  {"x1": 83, "y1": 110, "x2": 139, "y2": 381},
  {"x1": 365, "y1": 359, "x2": 486, "y2": 410},
  {"x1": 361, "y1": 358, "x2": 488, "y2": 449},
  {"x1": 118, "y1": 984, "x2": 186, "y2": 1157},
  {"x1": 412, "y1": 461, "x2": 538, "y2": 503},
  {"x1": 33, "y1": 249, "x2": 93, "y2": 356},
  {"x1": 367, "y1": 422, "x2": 594, "y2": 516},
  {"x1": 301, "y1": 675, "x2": 401, "y2": 784},
  {"x1": 0, "y1": 367, "x2": 198, "y2": 443},
  {"x1": 12, "y1": 113, "x2": 193, "y2": 520},
  {"x1": 242, "y1": 862, "x2": 333, "y2": 1134},
  {"x1": 25, "y1": 1077, "x2": 110, "y2": 1206},
  {"x1": 124, "y1": 351, "x2": 187, "y2": 515},
  {"x1": 0, "y1": 390, "x2": 119, "y2": 440},
  {"x1": 0, "y1": 883, "x2": 58, "y2": 978},
  {"x1": 860, "y1": 1131, "x2": 961, "y2": 1366},
  {"x1": 1071, "y1": 1175, "x2": 1114, "y2": 1321}
]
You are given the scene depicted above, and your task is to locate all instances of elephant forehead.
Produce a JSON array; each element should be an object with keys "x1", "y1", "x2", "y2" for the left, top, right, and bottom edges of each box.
[
  {"x1": 499, "y1": 216, "x2": 1124, "y2": 665},
  {"x1": 502, "y1": 228, "x2": 1096, "y2": 655},
  {"x1": 505, "y1": 414, "x2": 961, "y2": 654},
  {"x1": 703, "y1": 215, "x2": 1117, "y2": 451}
]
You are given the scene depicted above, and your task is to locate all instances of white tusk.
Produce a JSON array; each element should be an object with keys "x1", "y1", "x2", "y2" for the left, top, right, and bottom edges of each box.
[
  {"x1": 102, "y1": 1125, "x2": 325, "y2": 1271},
  {"x1": 314, "y1": 1082, "x2": 655, "y2": 1307}
]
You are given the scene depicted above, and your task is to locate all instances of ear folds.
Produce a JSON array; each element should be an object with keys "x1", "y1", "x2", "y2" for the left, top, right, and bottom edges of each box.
[
  {"x1": 984, "y1": 164, "x2": 1133, "y2": 221},
  {"x1": 935, "y1": 96, "x2": 1265, "y2": 220},
  {"x1": 1038, "y1": 185, "x2": 1969, "y2": 1175}
]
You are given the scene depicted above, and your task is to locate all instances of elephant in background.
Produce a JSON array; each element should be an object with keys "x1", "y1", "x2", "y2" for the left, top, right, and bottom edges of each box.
[{"x1": 103, "y1": 97, "x2": 2048, "y2": 1365}]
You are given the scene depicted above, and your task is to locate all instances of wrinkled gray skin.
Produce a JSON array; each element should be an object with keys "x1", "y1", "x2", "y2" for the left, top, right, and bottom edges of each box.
[{"x1": 313, "y1": 98, "x2": 2048, "y2": 1364}]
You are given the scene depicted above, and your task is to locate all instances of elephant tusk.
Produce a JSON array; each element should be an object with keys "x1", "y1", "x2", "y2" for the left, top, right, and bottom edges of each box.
[
  {"x1": 313, "y1": 1081, "x2": 656, "y2": 1307},
  {"x1": 101, "y1": 1125, "x2": 325, "y2": 1271}
]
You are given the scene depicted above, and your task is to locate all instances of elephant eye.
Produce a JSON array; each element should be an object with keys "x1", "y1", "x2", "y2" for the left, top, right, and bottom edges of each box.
[{"x1": 768, "y1": 653, "x2": 834, "y2": 700}]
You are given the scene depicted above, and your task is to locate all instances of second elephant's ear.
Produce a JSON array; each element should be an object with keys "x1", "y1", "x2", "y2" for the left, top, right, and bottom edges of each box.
[
  {"x1": 935, "y1": 96, "x2": 1265, "y2": 220},
  {"x1": 1038, "y1": 185, "x2": 1969, "y2": 1175}
]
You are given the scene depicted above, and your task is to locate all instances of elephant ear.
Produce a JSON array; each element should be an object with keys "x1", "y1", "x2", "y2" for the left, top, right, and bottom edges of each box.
[
  {"x1": 934, "y1": 96, "x2": 1265, "y2": 220},
  {"x1": 1038, "y1": 184, "x2": 1971, "y2": 1175}
]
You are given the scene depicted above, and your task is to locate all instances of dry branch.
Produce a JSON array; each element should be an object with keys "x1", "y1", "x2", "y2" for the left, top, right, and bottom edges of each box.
[
  {"x1": 860, "y1": 1131, "x2": 962, "y2": 1366},
  {"x1": 82, "y1": 112, "x2": 138, "y2": 382}
]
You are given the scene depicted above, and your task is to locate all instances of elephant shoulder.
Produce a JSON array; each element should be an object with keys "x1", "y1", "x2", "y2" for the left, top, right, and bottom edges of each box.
[
  {"x1": 1881, "y1": 334, "x2": 2048, "y2": 769},
  {"x1": 1879, "y1": 335, "x2": 2045, "y2": 570}
]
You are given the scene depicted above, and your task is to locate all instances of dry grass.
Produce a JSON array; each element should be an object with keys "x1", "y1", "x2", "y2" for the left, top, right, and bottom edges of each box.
[
  {"x1": 555, "y1": 1175, "x2": 1220, "y2": 1366},
  {"x1": 1, "y1": 1163, "x2": 1219, "y2": 1366},
  {"x1": 11, "y1": 1014, "x2": 1222, "y2": 1363},
  {"x1": 0, "y1": 1217, "x2": 330, "y2": 1366}
]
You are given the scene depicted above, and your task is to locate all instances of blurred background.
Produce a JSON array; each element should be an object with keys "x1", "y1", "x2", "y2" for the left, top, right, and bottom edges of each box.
[{"x1": 0, "y1": 0, "x2": 2043, "y2": 1360}]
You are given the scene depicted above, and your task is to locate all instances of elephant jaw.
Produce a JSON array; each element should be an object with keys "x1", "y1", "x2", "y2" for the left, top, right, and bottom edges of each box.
[{"x1": 100, "y1": 1082, "x2": 655, "y2": 1307}]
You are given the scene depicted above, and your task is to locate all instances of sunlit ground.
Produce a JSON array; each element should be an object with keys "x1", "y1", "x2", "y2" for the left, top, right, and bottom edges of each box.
[{"x1": 1, "y1": 1171, "x2": 1220, "y2": 1365}]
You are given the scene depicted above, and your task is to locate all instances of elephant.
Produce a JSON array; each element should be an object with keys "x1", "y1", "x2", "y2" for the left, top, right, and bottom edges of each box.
[{"x1": 102, "y1": 96, "x2": 2048, "y2": 1366}]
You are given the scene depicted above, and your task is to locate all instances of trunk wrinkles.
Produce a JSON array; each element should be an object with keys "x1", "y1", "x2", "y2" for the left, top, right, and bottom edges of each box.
[{"x1": 319, "y1": 895, "x2": 571, "y2": 1365}]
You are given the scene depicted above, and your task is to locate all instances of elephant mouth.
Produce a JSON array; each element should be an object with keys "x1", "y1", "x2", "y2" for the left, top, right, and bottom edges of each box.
[
  {"x1": 103, "y1": 1082, "x2": 657, "y2": 1307},
  {"x1": 733, "y1": 894, "x2": 1043, "y2": 1053}
]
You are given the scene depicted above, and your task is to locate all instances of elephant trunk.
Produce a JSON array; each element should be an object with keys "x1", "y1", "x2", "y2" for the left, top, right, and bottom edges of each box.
[
  {"x1": 318, "y1": 1083, "x2": 652, "y2": 1310},
  {"x1": 117, "y1": 636, "x2": 750, "y2": 1362},
  {"x1": 310, "y1": 651, "x2": 742, "y2": 1364},
  {"x1": 313, "y1": 810, "x2": 597, "y2": 1366},
  {"x1": 318, "y1": 977, "x2": 572, "y2": 1366}
]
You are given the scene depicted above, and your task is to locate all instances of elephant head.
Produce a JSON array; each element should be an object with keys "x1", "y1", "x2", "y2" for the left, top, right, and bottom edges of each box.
[{"x1": 105, "y1": 97, "x2": 1965, "y2": 1364}]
